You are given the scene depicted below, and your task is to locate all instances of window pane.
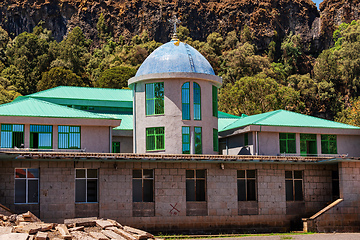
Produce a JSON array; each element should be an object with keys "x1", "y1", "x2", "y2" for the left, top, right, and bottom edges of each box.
[
  {"x1": 143, "y1": 169, "x2": 153, "y2": 179},
  {"x1": 294, "y1": 180, "x2": 303, "y2": 201},
  {"x1": 75, "y1": 179, "x2": 86, "y2": 202},
  {"x1": 182, "y1": 82, "x2": 190, "y2": 120},
  {"x1": 238, "y1": 179, "x2": 246, "y2": 201},
  {"x1": 15, "y1": 169, "x2": 26, "y2": 178},
  {"x1": 288, "y1": 139, "x2": 296, "y2": 153},
  {"x1": 247, "y1": 170, "x2": 256, "y2": 179},
  {"x1": 196, "y1": 170, "x2": 205, "y2": 179},
  {"x1": 237, "y1": 170, "x2": 245, "y2": 178},
  {"x1": 285, "y1": 180, "x2": 293, "y2": 201},
  {"x1": 87, "y1": 179, "x2": 97, "y2": 202},
  {"x1": 133, "y1": 179, "x2": 142, "y2": 202},
  {"x1": 38, "y1": 133, "x2": 52, "y2": 148},
  {"x1": 76, "y1": 169, "x2": 86, "y2": 178},
  {"x1": 69, "y1": 133, "x2": 80, "y2": 148},
  {"x1": 28, "y1": 180, "x2": 38, "y2": 203},
  {"x1": 15, "y1": 179, "x2": 26, "y2": 203},
  {"x1": 1, "y1": 131, "x2": 12, "y2": 148},
  {"x1": 87, "y1": 169, "x2": 97, "y2": 178},
  {"x1": 186, "y1": 170, "x2": 194, "y2": 178},
  {"x1": 247, "y1": 179, "x2": 256, "y2": 201},
  {"x1": 186, "y1": 180, "x2": 195, "y2": 201},
  {"x1": 285, "y1": 171, "x2": 292, "y2": 179},
  {"x1": 133, "y1": 170, "x2": 142, "y2": 179},
  {"x1": 294, "y1": 171, "x2": 302, "y2": 179},
  {"x1": 196, "y1": 179, "x2": 206, "y2": 201},
  {"x1": 143, "y1": 179, "x2": 153, "y2": 202},
  {"x1": 27, "y1": 169, "x2": 39, "y2": 178}
]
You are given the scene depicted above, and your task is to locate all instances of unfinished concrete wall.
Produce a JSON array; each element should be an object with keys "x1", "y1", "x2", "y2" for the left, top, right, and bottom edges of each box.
[{"x1": 0, "y1": 159, "x2": 338, "y2": 233}]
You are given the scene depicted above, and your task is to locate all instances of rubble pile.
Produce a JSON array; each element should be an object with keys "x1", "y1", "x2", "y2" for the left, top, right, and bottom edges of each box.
[{"x1": 0, "y1": 211, "x2": 158, "y2": 240}]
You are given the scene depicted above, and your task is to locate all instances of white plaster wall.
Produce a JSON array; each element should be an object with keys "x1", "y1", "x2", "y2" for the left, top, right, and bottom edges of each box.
[{"x1": 134, "y1": 77, "x2": 218, "y2": 154}]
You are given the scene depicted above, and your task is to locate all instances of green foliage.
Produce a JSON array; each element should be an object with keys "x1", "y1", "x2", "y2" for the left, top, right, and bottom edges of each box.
[
  {"x1": 336, "y1": 97, "x2": 360, "y2": 127},
  {"x1": 37, "y1": 67, "x2": 84, "y2": 91},
  {"x1": 281, "y1": 32, "x2": 302, "y2": 75},
  {"x1": 97, "y1": 13, "x2": 110, "y2": 40},
  {"x1": 95, "y1": 66, "x2": 136, "y2": 89},
  {"x1": 240, "y1": 25, "x2": 253, "y2": 44},
  {"x1": 0, "y1": 26, "x2": 10, "y2": 49},
  {"x1": 0, "y1": 84, "x2": 21, "y2": 104},
  {"x1": 219, "y1": 73, "x2": 303, "y2": 116}
]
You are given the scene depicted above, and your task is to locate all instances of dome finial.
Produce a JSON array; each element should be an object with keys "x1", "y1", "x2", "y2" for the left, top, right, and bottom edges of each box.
[{"x1": 168, "y1": 15, "x2": 181, "y2": 40}]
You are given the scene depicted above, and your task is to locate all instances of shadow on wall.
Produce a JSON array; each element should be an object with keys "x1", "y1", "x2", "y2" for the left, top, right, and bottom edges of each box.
[{"x1": 238, "y1": 147, "x2": 251, "y2": 155}]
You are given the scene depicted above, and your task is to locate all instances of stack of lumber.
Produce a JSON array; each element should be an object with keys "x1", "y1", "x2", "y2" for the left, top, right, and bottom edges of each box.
[{"x1": 0, "y1": 211, "x2": 160, "y2": 240}]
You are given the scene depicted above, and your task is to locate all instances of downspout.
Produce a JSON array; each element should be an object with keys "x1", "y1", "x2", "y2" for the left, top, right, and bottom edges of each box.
[
  {"x1": 256, "y1": 126, "x2": 262, "y2": 155},
  {"x1": 226, "y1": 138, "x2": 229, "y2": 155},
  {"x1": 109, "y1": 127, "x2": 112, "y2": 153},
  {"x1": 133, "y1": 83, "x2": 137, "y2": 154},
  {"x1": 255, "y1": 131, "x2": 258, "y2": 155}
]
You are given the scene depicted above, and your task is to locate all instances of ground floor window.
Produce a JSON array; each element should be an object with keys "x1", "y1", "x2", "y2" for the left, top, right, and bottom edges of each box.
[
  {"x1": 75, "y1": 169, "x2": 98, "y2": 203},
  {"x1": 30, "y1": 125, "x2": 52, "y2": 149},
  {"x1": 186, "y1": 169, "x2": 206, "y2": 201},
  {"x1": 112, "y1": 142, "x2": 120, "y2": 153},
  {"x1": 146, "y1": 127, "x2": 165, "y2": 151},
  {"x1": 58, "y1": 126, "x2": 80, "y2": 149},
  {"x1": 321, "y1": 135, "x2": 337, "y2": 154},
  {"x1": 285, "y1": 170, "x2": 303, "y2": 201},
  {"x1": 1, "y1": 124, "x2": 24, "y2": 148},
  {"x1": 133, "y1": 169, "x2": 154, "y2": 202},
  {"x1": 15, "y1": 168, "x2": 39, "y2": 204},
  {"x1": 332, "y1": 170, "x2": 340, "y2": 199},
  {"x1": 237, "y1": 170, "x2": 257, "y2": 201}
]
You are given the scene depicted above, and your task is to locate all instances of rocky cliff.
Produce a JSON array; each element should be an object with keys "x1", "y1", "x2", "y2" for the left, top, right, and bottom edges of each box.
[{"x1": 0, "y1": 0, "x2": 321, "y2": 51}]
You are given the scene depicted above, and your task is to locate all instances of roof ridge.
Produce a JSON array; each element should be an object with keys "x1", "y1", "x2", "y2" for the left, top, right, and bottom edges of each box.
[
  {"x1": 28, "y1": 86, "x2": 132, "y2": 97},
  {"x1": 251, "y1": 110, "x2": 281, "y2": 125}
]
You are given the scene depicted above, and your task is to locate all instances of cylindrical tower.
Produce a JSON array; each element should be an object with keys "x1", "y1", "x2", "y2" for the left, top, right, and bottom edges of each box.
[{"x1": 128, "y1": 40, "x2": 222, "y2": 154}]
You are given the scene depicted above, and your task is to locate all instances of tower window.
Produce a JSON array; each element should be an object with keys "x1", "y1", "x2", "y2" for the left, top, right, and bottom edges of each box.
[
  {"x1": 194, "y1": 127, "x2": 202, "y2": 154},
  {"x1": 193, "y1": 82, "x2": 201, "y2": 120},
  {"x1": 213, "y1": 128, "x2": 218, "y2": 152},
  {"x1": 212, "y1": 85, "x2": 218, "y2": 117},
  {"x1": 182, "y1": 82, "x2": 190, "y2": 120},
  {"x1": 145, "y1": 82, "x2": 164, "y2": 115},
  {"x1": 182, "y1": 126, "x2": 190, "y2": 154},
  {"x1": 146, "y1": 127, "x2": 165, "y2": 151}
]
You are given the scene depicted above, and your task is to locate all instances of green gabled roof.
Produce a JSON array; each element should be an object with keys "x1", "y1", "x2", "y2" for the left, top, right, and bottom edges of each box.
[
  {"x1": 100, "y1": 113, "x2": 133, "y2": 130},
  {"x1": 21, "y1": 86, "x2": 133, "y2": 109},
  {"x1": 218, "y1": 111, "x2": 241, "y2": 119},
  {"x1": 220, "y1": 110, "x2": 360, "y2": 132},
  {"x1": 0, "y1": 98, "x2": 119, "y2": 120}
]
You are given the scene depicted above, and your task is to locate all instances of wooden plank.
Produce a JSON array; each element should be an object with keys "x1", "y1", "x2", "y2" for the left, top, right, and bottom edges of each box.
[
  {"x1": 89, "y1": 231, "x2": 109, "y2": 240},
  {"x1": 0, "y1": 226, "x2": 13, "y2": 234},
  {"x1": 95, "y1": 220, "x2": 114, "y2": 229},
  {"x1": 102, "y1": 229, "x2": 126, "y2": 240},
  {"x1": 68, "y1": 226, "x2": 85, "y2": 232},
  {"x1": 64, "y1": 217, "x2": 97, "y2": 227},
  {"x1": 0, "y1": 233, "x2": 29, "y2": 240},
  {"x1": 71, "y1": 231, "x2": 97, "y2": 240},
  {"x1": 107, "y1": 227, "x2": 137, "y2": 240},
  {"x1": 123, "y1": 226, "x2": 154, "y2": 239},
  {"x1": 106, "y1": 219, "x2": 123, "y2": 229},
  {"x1": 56, "y1": 224, "x2": 72, "y2": 240},
  {"x1": 35, "y1": 231, "x2": 48, "y2": 240},
  {"x1": 14, "y1": 223, "x2": 53, "y2": 234}
]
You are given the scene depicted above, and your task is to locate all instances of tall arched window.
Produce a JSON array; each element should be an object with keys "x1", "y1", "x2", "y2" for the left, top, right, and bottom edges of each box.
[
  {"x1": 182, "y1": 82, "x2": 190, "y2": 120},
  {"x1": 193, "y1": 82, "x2": 201, "y2": 120}
]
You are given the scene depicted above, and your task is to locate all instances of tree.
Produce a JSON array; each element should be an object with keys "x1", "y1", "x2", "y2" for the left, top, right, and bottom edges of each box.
[
  {"x1": 219, "y1": 73, "x2": 303, "y2": 116},
  {"x1": 95, "y1": 66, "x2": 136, "y2": 89},
  {"x1": 97, "y1": 13, "x2": 110, "y2": 41},
  {"x1": 281, "y1": 32, "x2": 303, "y2": 75},
  {"x1": 37, "y1": 67, "x2": 84, "y2": 91},
  {"x1": 336, "y1": 97, "x2": 360, "y2": 127}
]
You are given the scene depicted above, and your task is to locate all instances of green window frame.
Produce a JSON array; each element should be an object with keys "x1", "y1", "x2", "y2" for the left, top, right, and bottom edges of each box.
[
  {"x1": 279, "y1": 133, "x2": 296, "y2": 154},
  {"x1": 321, "y1": 135, "x2": 337, "y2": 154},
  {"x1": 182, "y1": 126, "x2": 190, "y2": 154},
  {"x1": 146, "y1": 127, "x2": 165, "y2": 151},
  {"x1": 193, "y1": 82, "x2": 201, "y2": 120},
  {"x1": 146, "y1": 82, "x2": 164, "y2": 115},
  {"x1": 300, "y1": 134, "x2": 317, "y2": 156},
  {"x1": 30, "y1": 125, "x2": 52, "y2": 149},
  {"x1": 182, "y1": 82, "x2": 190, "y2": 120},
  {"x1": 112, "y1": 142, "x2": 120, "y2": 153},
  {"x1": 212, "y1": 85, "x2": 218, "y2": 117},
  {"x1": 213, "y1": 128, "x2": 218, "y2": 152},
  {"x1": 58, "y1": 126, "x2": 81, "y2": 149},
  {"x1": 1, "y1": 124, "x2": 24, "y2": 148},
  {"x1": 194, "y1": 127, "x2": 202, "y2": 154}
]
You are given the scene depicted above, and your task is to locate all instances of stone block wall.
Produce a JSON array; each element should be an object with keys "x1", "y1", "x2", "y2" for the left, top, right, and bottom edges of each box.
[{"x1": 0, "y1": 159, "x2": 339, "y2": 233}]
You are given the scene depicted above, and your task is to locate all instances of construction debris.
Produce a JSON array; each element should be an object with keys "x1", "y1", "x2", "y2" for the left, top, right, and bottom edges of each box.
[{"x1": 0, "y1": 211, "x2": 159, "y2": 240}]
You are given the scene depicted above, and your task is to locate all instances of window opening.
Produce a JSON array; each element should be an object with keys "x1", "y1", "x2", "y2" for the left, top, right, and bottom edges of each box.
[
  {"x1": 182, "y1": 126, "x2": 190, "y2": 154},
  {"x1": 300, "y1": 134, "x2": 317, "y2": 156},
  {"x1": 280, "y1": 133, "x2": 296, "y2": 154},
  {"x1": 194, "y1": 127, "x2": 202, "y2": 154},
  {"x1": 146, "y1": 82, "x2": 164, "y2": 115},
  {"x1": 58, "y1": 126, "x2": 80, "y2": 149},
  {"x1": 112, "y1": 142, "x2": 120, "y2": 153},
  {"x1": 146, "y1": 127, "x2": 165, "y2": 151},
  {"x1": 75, "y1": 169, "x2": 98, "y2": 203},
  {"x1": 182, "y1": 82, "x2": 190, "y2": 120},
  {"x1": 212, "y1": 85, "x2": 218, "y2": 117},
  {"x1": 15, "y1": 168, "x2": 39, "y2": 204},
  {"x1": 186, "y1": 170, "x2": 206, "y2": 201},
  {"x1": 193, "y1": 82, "x2": 201, "y2": 120},
  {"x1": 30, "y1": 125, "x2": 52, "y2": 149},
  {"x1": 321, "y1": 135, "x2": 337, "y2": 154},
  {"x1": 237, "y1": 170, "x2": 257, "y2": 201},
  {"x1": 285, "y1": 170, "x2": 303, "y2": 201},
  {"x1": 133, "y1": 169, "x2": 154, "y2": 202},
  {"x1": 213, "y1": 129, "x2": 218, "y2": 152},
  {"x1": 1, "y1": 124, "x2": 24, "y2": 148},
  {"x1": 332, "y1": 170, "x2": 340, "y2": 199}
]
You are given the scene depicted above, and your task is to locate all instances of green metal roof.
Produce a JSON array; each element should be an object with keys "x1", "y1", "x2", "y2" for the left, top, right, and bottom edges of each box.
[
  {"x1": 101, "y1": 114, "x2": 133, "y2": 130},
  {"x1": 220, "y1": 110, "x2": 360, "y2": 132},
  {"x1": 0, "y1": 98, "x2": 119, "y2": 120},
  {"x1": 218, "y1": 111, "x2": 241, "y2": 119},
  {"x1": 20, "y1": 86, "x2": 133, "y2": 109}
]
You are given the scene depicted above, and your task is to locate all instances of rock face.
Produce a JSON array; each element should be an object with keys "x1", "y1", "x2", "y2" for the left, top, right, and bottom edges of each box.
[
  {"x1": 0, "y1": 0, "x2": 321, "y2": 50},
  {"x1": 320, "y1": 0, "x2": 360, "y2": 48}
]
